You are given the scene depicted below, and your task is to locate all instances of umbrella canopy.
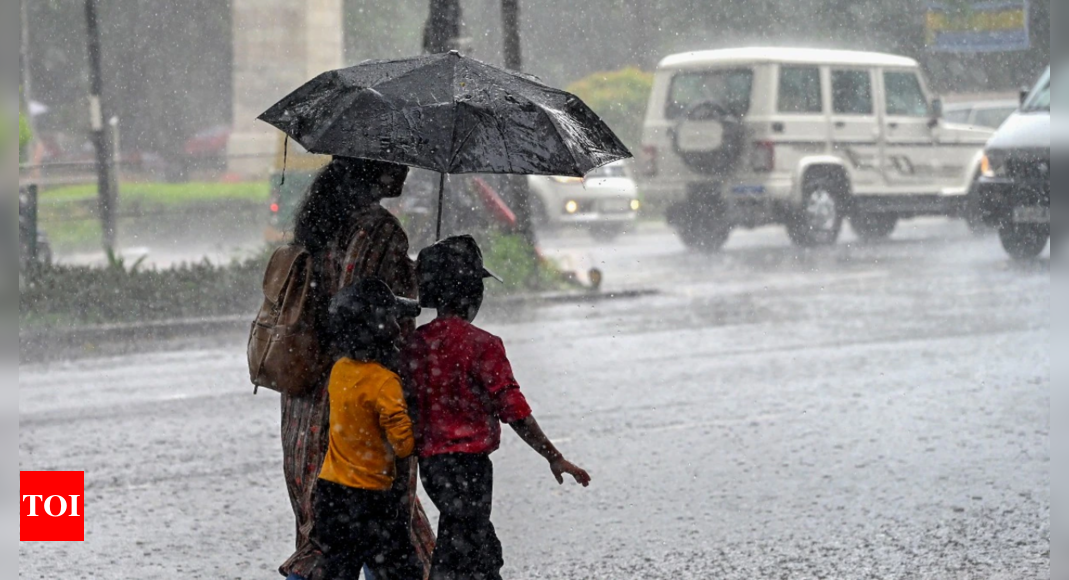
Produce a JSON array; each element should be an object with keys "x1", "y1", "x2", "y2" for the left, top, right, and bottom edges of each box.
[{"x1": 258, "y1": 51, "x2": 632, "y2": 178}]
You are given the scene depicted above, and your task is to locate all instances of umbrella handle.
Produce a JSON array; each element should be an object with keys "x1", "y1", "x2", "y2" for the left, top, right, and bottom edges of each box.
[
  {"x1": 436, "y1": 172, "x2": 446, "y2": 241},
  {"x1": 280, "y1": 136, "x2": 289, "y2": 186}
]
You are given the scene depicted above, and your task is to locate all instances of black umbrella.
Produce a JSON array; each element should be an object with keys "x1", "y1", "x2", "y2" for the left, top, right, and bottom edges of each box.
[{"x1": 258, "y1": 51, "x2": 632, "y2": 239}]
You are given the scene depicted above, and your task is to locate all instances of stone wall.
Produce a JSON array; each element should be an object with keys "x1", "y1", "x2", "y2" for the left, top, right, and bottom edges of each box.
[{"x1": 228, "y1": 0, "x2": 343, "y2": 177}]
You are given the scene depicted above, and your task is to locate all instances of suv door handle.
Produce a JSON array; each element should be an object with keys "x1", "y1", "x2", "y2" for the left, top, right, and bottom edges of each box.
[
  {"x1": 834, "y1": 121, "x2": 847, "y2": 129},
  {"x1": 888, "y1": 122, "x2": 900, "y2": 130}
]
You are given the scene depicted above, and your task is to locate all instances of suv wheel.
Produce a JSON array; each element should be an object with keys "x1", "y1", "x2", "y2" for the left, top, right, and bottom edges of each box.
[
  {"x1": 964, "y1": 175, "x2": 993, "y2": 236},
  {"x1": 851, "y1": 213, "x2": 898, "y2": 242},
  {"x1": 670, "y1": 198, "x2": 732, "y2": 253},
  {"x1": 999, "y1": 223, "x2": 1049, "y2": 260},
  {"x1": 678, "y1": 219, "x2": 731, "y2": 253},
  {"x1": 788, "y1": 174, "x2": 845, "y2": 247}
]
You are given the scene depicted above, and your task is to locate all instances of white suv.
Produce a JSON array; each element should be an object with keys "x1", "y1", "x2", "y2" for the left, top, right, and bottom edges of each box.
[{"x1": 638, "y1": 47, "x2": 995, "y2": 250}]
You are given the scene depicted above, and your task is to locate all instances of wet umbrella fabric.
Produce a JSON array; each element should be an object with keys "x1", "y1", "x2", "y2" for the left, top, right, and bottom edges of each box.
[{"x1": 258, "y1": 51, "x2": 632, "y2": 238}]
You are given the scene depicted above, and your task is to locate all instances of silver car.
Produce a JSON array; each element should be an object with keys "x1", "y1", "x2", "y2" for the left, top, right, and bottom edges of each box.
[
  {"x1": 944, "y1": 100, "x2": 1019, "y2": 130},
  {"x1": 528, "y1": 161, "x2": 640, "y2": 241}
]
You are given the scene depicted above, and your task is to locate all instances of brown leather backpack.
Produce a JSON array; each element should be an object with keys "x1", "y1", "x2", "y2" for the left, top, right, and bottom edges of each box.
[{"x1": 247, "y1": 245, "x2": 330, "y2": 396}]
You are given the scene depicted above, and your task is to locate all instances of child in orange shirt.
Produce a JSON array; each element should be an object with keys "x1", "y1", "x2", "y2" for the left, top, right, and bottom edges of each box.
[{"x1": 311, "y1": 279, "x2": 423, "y2": 580}]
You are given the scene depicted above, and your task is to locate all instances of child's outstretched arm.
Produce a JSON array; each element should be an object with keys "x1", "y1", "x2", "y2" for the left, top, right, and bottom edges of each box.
[{"x1": 510, "y1": 416, "x2": 592, "y2": 487}]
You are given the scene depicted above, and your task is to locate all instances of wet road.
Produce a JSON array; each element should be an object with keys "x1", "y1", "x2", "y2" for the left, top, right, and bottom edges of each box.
[{"x1": 20, "y1": 220, "x2": 1050, "y2": 579}]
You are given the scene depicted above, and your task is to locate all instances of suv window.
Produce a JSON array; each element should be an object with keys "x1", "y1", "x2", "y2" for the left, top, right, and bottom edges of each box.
[
  {"x1": 943, "y1": 108, "x2": 971, "y2": 124},
  {"x1": 973, "y1": 107, "x2": 1015, "y2": 128},
  {"x1": 884, "y1": 72, "x2": 930, "y2": 117},
  {"x1": 778, "y1": 67, "x2": 823, "y2": 114},
  {"x1": 667, "y1": 69, "x2": 754, "y2": 120},
  {"x1": 832, "y1": 70, "x2": 874, "y2": 115}
]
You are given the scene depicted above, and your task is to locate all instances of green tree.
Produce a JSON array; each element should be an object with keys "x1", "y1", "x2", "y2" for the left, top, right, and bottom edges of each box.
[
  {"x1": 567, "y1": 67, "x2": 654, "y2": 152},
  {"x1": 19, "y1": 112, "x2": 33, "y2": 163}
]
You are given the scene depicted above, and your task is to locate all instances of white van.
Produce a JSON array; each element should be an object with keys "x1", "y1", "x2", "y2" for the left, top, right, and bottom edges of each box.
[{"x1": 638, "y1": 47, "x2": 994, "y2": 250}]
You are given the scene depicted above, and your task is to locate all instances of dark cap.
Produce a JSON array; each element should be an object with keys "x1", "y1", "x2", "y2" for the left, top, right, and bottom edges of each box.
[
  {"x1": 416, "y1": 235, "x2": 502, "y2": 308},
  {"x1": 330, "y1": 278, "x2": 421, "y2": 321}
]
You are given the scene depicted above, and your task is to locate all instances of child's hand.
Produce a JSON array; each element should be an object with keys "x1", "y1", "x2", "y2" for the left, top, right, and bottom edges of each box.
[{"x1": 550, "y1": 458, "x2": 592, "y2": 487}]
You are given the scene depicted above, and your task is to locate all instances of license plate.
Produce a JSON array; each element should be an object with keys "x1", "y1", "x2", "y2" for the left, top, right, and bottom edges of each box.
[{"x1": 1013, "y1": 206, "x2": 1049, "y2": 224}]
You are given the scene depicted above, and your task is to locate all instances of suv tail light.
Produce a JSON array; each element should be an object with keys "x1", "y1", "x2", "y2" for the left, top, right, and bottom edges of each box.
[
  {"x1": 640, "y1": 145, "x2": 659, "y2": 177},
  {"x1": 751, "y1": 141, "x2": 776, "y2": 173}
]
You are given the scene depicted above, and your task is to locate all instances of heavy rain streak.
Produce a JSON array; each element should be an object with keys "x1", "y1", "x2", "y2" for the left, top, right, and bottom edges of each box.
[{"x1": 16, "y1": 1, "x2": 1053, "y2": 579}]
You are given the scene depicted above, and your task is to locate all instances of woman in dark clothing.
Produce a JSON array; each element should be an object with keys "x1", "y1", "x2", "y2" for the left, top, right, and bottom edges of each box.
[{"x1": 280, "y1": 157, "x2": 436, "y2": 580}]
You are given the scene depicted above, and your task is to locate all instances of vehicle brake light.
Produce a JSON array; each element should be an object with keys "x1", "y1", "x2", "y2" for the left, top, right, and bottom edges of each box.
[
  {"x1": 751, "y1": 141, "x2": 775, "y2": 173},
  {"x1": 270, "y1": 203, "x2": 280, "y2": 214},
  {"x1": 641, "y1": 145, "x2": 658, "y2": 177}
]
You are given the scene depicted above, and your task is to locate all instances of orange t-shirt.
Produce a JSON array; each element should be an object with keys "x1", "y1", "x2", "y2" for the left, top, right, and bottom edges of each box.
[{"x1": 319, "y1": 359, "x2": 415, "y2": 491}]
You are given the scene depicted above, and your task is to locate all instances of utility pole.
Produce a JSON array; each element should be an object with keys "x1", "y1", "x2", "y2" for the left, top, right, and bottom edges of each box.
[
  {"x1": 20, "y1": 0, "x2": 38, "y2": 145},
  {"x1": 85, "y1": 0, "x2": 118, "y2": 252},
  {"x1": 500, "y1": 0, "x2": 535, "y2": 245},
  {"x1": 424, "y1": 0, "x2": 462, "y2": 54},
  {"x1": 501, "y1": 0, "x2": 522, "y2": 70}
]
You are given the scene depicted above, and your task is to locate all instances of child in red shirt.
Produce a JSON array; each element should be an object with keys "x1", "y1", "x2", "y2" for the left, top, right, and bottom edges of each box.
[{"x1": 404, "y1": 236, "x2": 591, "y2": 580}]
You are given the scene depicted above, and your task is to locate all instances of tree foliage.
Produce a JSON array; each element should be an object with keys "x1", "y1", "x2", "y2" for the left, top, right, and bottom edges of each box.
[
  {"x1": 20, "y1": 113, "x2": 33, "y2": 161},
  {"x1": 567, "y1": 68, "x2": 654, "y2": 152}
]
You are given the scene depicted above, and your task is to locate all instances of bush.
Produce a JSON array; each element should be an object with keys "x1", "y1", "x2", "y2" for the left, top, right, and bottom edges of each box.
[
  {"x1": 19, "y1": 254, "x2": 269, "y2": 330},
  {"x1": 567, "y1": 67, "x2": 654, "y2": 152},
  {"x1": 480, "y1": 233, "x2": 562, "y2": 295},
  {"x1": 18, "y1": 233, "x2": 570, "y2": 330}
]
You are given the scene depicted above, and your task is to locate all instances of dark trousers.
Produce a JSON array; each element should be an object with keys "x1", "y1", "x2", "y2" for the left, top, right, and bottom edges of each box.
[
  {"x1": 311, "y1": 480, "x2": 423, "y2": 580},
  {"x1": 419, "y1": 454, "x2": 504, "y2": 580}
]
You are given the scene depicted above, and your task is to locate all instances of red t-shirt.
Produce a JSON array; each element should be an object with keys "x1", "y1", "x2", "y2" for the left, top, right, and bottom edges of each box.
[{"x1": 403, "y1": 317, "x2": 533, "y2": 458}]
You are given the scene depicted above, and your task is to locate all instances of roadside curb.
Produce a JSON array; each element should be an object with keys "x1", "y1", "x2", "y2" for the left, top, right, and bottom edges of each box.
[
  {"x1": 19, "y1": 289, "x2": 659, "y2": 363},
  {"x1": 19, "y1": 315, "x2": 252, "y2": 364}
]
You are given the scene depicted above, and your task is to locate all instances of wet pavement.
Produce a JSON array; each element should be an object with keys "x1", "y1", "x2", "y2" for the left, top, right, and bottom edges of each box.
[{"x1": 19, "y1": 219, "x2": 1050, "y2": 579}]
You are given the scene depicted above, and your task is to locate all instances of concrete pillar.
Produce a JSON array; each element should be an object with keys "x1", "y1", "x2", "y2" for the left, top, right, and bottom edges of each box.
[{"x1": 228, "y1": 0, "x2": 344, "y2": 177}]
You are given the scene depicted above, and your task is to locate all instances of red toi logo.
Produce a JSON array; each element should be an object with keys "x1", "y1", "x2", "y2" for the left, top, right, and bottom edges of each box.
[{"x1": 20, "y1": 472, "x2": 85, "y2": 542}]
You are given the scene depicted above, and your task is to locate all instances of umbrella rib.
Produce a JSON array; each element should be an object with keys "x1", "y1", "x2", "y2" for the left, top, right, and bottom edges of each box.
[
  {"x1": 448, "y1": 121, "x2": 481, "y2": 173},
  {"x1": 445, "y1": 59, "x2": 461, "y2": 174},
  {"x1": 533, "y1": 103, "x2": 583, "y2": 177}
]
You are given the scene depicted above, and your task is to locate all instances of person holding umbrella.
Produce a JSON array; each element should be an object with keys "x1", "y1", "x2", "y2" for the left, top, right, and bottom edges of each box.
[
  {"x1": 279, "y1": 157, "x2": 436, "y2": 580},
  {"x1": 260, "y1": 51, "x2": 630, "y2": 579}
]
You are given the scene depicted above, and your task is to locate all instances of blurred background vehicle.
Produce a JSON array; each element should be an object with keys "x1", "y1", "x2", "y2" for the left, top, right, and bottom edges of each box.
[
  {"x1": 638, "y1": 48, "x2": 994, "y2": 251},
  {"x1": 977, "y1": 67, "x2": 1050, "y2": 260},
  {"x1": 527, "y1": 160, "x2": 640, "y2": 241},
  {"x1": 944, "y1": 99, "x2": 1019, "y2": 130}
]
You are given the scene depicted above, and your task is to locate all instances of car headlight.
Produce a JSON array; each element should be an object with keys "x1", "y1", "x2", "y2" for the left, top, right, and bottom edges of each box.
[
  {"x1": 552, "y1": 176, "x2": 584, "y2": 185},
  {"x1": 630, "y1": 199, "x2": 641, "y2": 212},
  {"x1": 981, "y1": 152, "x2": 1007, "y2": 178},
  {"x1": 565, "y1": 200, "x2": 579, "y2": 214}
]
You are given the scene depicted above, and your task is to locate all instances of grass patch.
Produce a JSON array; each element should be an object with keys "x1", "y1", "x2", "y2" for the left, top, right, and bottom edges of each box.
[
  {"x1": 37, "y1": 182, "x2": 271, "y2": 253},
  {"x1": 42, "y1": 219, "x2": 104, "y2": 254},
  {"x1": 40, "y1": 182, "x2": 270, "y2": 207}
]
